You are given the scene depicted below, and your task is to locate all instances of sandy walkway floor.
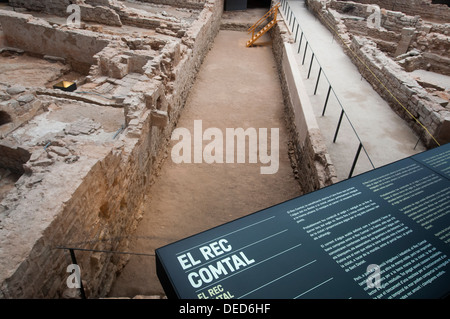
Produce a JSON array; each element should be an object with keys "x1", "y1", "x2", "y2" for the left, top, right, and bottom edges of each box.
[{"x1": 108, "y1": 30, "x2": 302, "y2": 297}]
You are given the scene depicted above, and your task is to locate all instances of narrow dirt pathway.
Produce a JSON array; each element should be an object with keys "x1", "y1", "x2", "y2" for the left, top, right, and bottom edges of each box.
[{"x1": 109, "y1": 29, "x2": 302, "y2": 297}]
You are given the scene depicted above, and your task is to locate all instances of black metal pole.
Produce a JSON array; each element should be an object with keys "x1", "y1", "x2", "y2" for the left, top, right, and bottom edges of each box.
[
  {"x1": 295, "y1": 24, "x2": 299, "y2": 42},
  {"x1": 307, "y1": 52, "x2": 315, "y2": 79},
  {"x1": 333, "y1": 109, "x2": 345, "y2": 143},
  {"x1": 314, "y1": 67, "x2": 322, "y2": 95},
  {"x1": 322, "y1": 85, "x2": 332, "y2": 116},
  {"x1": 292, "y1": 17, "x2": 296, "y2": 31},
  {"x1": 302, "y1": 42, "x2": 308, "y2": 65},
  {"x1": 297, "y1": 32, "x2": 303, "y2": 53},
  {"x1": 69, "y1": 249, "x2": 87, "y2": 299},
  {"x1": 348, "y1": 143, "x2": 363, "y2": 179}
]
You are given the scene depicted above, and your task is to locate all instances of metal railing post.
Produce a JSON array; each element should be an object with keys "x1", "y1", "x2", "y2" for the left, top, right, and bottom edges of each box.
[
  {"x1": 69, "y1": 249, "x2": 87, "y2": 299},
  {"x1": 333, "y1": 109, "x2": 345, "y2": 143},
  {"x1": 297, "y1": 32, "x2": 303, "y2": 53},
  {"x1": 322, "y1": 85, "x2": 332, "y2": 116},
  {"x1": 314, "y1": 67, "x2": 322, "y2": 95},
  {"x1": 348, "y1": 143, "x2": 363, "y2": 179},
  {"x1": 307, "y1": 53, "x2": 315, "y2": 79},
  {"x1": 302, "y1": 41, "x2": 308, "y2": 65}
]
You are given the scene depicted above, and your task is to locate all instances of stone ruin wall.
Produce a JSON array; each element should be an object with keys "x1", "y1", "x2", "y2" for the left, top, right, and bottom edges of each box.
[
  {"x1": 0, "y1": 11, "x2": 111, "y2": 74},
  {"x1": 336, "y1": 0, "x2": 450, "y2": 23},
  {"x1": 0, "y1": 0, "x2": 224, "y2": 298},
  {"x1": 8, "y1": 0, "x2": 75, "y2": 16},
  {"x1": 306, "y1": 0, "x2": 450, "y2": 148},
  {"x1": 329, "y1": 0, "x2": 450, "y2": 63},
  {"x1": 136, "y1": 0, "x2": 207, "y2": 9}
]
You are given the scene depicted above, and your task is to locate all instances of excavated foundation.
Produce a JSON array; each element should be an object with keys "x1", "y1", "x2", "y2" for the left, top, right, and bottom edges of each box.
[{"x1": 0, "y1": 0, "x2": 448, "y2": 299}]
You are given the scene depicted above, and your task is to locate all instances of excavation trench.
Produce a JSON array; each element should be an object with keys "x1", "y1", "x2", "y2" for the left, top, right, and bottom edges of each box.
[
  {"x1": 108, "y1": 29, "x2": 302, "y2": 297},
  {"x1": 0, "y1": 3, "x2": 332, "y2": 299}
]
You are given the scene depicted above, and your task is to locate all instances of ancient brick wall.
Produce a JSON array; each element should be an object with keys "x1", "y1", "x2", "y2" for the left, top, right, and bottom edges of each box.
[
  {"x1": 136, "y1": 0, "x2": 206, "y2": 9},
  {"x1": 317, "y1": 1, "x2": 450, "y2": 69},
  {"x1": 306, "y1": 0, "x2": 449, "y2": 148},
  {"x1": 348, "y1": 35, "x2": 446, "y2": 146},
  {"x1": 0, "y1": 0, "x2": 224, "y2": 299},
  {"x1": 336, "y1": 0, "x2": 450, "y2": 22},
  {"x1": 0, "y1": 10, "x2": 111, "y2": 73},
  {"x1": 8, "y1": 0, "x2": 71, "y2": 15},
  {"x1": 330, "y1": 0, "x2": 422, "y2": 33}
]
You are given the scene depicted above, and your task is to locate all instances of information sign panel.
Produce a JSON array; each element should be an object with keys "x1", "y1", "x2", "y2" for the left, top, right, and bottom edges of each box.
[{"x1": 156, "y1": 143, "x2": 450, "y2": 299}]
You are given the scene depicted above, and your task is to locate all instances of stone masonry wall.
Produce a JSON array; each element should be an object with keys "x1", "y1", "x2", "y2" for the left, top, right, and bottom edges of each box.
[
  {"x1": 0, "y1": 0, "x2": 224, "y2": 298},
  {"x1": 321, "y1": 1, "x2": 450, "y2": 70},
  {"x1": 331, "y1": 1, "x2": 422, "y2": 33},
  {"x1": 7, "y1": 0, "x2": 203, "y2": 35},
  {"x1": 136, "y1": 0, "x2": 206, "y2": 9},
  {"x1": 336, "y1": 0, "x2": 450, "y2": 23},
  {"x1": 8, "y1": 0, "x2": 72, "y2": 15},
  {"x1": 79, "y1": 3, "x2": 123, "y2": 27},
  {"x1": 0, "y1": 10, "x2": 111, "y2": 73},
  {"x1": 9, "y1": 0, "x2": 125, "y2": 24},
  {"x1": 349, "y1": 35, "x2": 448, "y2": 146},
  {"x1": 306, "y1": 0, "x2": 450, "y2": 148},
  {"x1": 270, "y1": 13, "x2": 338, "y2": 193}
]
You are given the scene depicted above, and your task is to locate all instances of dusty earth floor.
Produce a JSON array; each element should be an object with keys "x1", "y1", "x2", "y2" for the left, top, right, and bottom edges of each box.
[{"x1": 108, "y1": 29, "x2": 302, "y2": 297}]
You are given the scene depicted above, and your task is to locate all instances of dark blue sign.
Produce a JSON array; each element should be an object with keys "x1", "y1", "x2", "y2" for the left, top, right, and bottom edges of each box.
[{"x1": 156, "y1": 143, "x2": 450, "y2": 299}]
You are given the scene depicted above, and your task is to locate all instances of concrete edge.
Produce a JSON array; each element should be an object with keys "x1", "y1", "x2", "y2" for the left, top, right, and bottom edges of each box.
[
  {"x1": 272, "y1": 5, "x2": 338, "y2": 191},
  {"x1": 283, "y1": 41, "x2": 320, "y2": 139}
]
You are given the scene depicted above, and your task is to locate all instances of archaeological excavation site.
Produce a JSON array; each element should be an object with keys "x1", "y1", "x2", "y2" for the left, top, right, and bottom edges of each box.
[{"x1": 0, "y1": 0, "x2": 449, "y2": 299}]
